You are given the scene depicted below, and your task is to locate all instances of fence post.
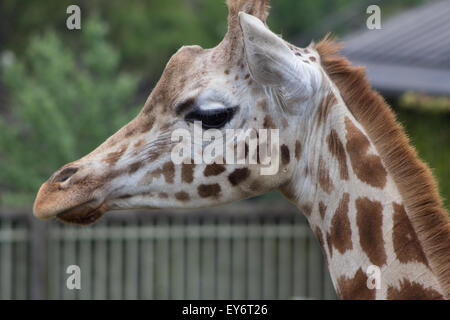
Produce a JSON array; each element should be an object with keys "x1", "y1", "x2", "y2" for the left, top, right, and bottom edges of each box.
[{"x1": 30, "y1": 217, "x2": 48, "y2": 300}]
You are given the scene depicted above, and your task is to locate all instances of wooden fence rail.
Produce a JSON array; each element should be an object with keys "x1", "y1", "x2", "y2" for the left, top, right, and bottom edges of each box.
[{"x1": 0, "y1": 203, "x2": 337, "y2": 300}]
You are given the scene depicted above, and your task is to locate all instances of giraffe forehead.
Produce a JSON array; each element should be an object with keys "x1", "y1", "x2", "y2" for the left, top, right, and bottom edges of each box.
[
  {"x1": 146, "y1": 45, "x2": 251, "y2": 116},
  {"x1": 142, "y1": 47, "x2": 214, "y2": 113}
]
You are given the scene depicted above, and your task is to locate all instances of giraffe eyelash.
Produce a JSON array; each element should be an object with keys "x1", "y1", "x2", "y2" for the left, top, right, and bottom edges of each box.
[{"x1": 185, "y1": 106, "x2": 238, "y2": 129}]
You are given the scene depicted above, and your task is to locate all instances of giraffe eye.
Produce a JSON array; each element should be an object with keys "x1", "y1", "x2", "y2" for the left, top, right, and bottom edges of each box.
[{"x1": 185, "y1": 106, "x2": 237, "y2": 129}]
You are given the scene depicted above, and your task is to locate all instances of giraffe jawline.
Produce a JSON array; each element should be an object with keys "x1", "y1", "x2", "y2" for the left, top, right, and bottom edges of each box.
[{"x1": 56, "y1": 200, "x2": 108, "y2": 226}]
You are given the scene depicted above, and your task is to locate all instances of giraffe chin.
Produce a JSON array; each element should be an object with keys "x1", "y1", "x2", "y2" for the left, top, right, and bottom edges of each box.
[{"x1": 56, "y1": 201, "x2": 108, "y2": 226}]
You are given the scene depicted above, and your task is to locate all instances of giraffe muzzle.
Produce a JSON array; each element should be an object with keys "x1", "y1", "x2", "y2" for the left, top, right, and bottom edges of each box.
[
  {"x1": 55, "y1": 200, "x2": 108, "y2": 225},
  {"x1": 33, "y1": 162, "x2": 109, "y2": 224}
]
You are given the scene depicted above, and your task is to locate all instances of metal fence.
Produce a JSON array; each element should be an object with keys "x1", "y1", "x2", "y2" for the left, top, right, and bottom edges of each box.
[{"x1": 0, "y1": 202, "x2": 336, "y2": 300}]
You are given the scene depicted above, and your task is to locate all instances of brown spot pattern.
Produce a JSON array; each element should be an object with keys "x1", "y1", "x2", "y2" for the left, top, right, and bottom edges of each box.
[
  {"x1": 181, "y1": 162, "x2": 195, "y2": 183},
  {"x1": 175, "y1": 191, "x2": 190, "y2": 202},
  {"x1": 329, "y1": 193, "x2": 352, "y2": 254},
  {"x1": 263, "y1": 115, "x2": 276, "y2": 129},
  {"x1": 140, "y1": 117, "x2": 155, "y2": 133},
  {"x1": 198, "y1": 184, "x2": 221, "y2": 198},
  {"x1": 128, "y1": 161, "x2": 143, "y2": 174},
  {"x1": 345, "y1": 117, "x2": 387, "y2": 188},
  {"x1": 301, "y1": 203, "x2": 312, "y2": 217},
  {"x1": 356, "y1": 197, "x2": 387, "y2": 267},
  {"x1": 228, "y1": 168, "x2": 250, "y2": 186},
  {"x1": 318, "y1": 156, "x2": 334, "y2": 194},
  {"x1": 103, "y1": 145, "x2": 127, "y2": 166},
  {"x1": 387, "y1": 279, "x2": 443, "y2": 300},
  {"x1": 392, "y1": 202, "x2": 429, "y2": 266},
  {"x1": 316, "y1": 93, "x2": 337, "y2": 125},
  {"x1": 319, "y1": 202, "x2": 327, "y2": 220},
  {"x1": 257, "y1": 99, "x2": 268, "y2": 112},
  {"x1": 152, "y1": 162, "x2": 175, "y2": 184},
  {"x1": 204, "y1": 163, "x2": 226, "y2": 177},
  {"x1": 125, "y1": 127, "x2": 136, "y2": 137},
  {"x1": 337, "y1": 268, "x2": 375, "y2": 300},
  {"x1": 158, "y1": 192, "x2": 168, "y2": 199},
  {"x1": 280, "y1": 145, "x2": 290, "y2": 165},
  {"x1": 327, "y1": 129, "x2": 349, "y2": 180},
  {"x1": 162, "y1": 162, "x2": 175, "y2": 183},
  {"x1": 295, "y1": 140, "x2": 302, "y2": 160}
]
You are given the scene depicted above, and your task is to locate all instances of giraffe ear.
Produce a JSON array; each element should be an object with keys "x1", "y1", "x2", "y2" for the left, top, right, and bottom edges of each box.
[
  {"x1": 239, "y1": 12, "x2": 319, "y2": 96},
  {"x1": 239, "y1": 12, "x2": 292, "y2": 86}
]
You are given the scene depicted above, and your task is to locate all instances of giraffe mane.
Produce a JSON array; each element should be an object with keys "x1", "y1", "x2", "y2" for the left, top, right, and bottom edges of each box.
[{"x1": 316, "y1": 34, "x2": 450, "y2": 298}]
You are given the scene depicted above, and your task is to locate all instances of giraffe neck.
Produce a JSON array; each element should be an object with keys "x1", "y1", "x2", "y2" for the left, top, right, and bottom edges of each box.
[{"x1": 281, "y1": 85, "x2": 446, "y2": 300}]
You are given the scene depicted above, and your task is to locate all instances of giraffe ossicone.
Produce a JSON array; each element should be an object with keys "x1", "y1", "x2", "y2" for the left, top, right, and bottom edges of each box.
[{"x1": 33, "y1": 0, "x2": 450, "y2": 300}]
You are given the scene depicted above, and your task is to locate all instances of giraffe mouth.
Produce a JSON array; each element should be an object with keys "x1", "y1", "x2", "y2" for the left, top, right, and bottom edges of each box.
[{"x1": 56, "y1": 200, "x2": 108, "y2": 225}]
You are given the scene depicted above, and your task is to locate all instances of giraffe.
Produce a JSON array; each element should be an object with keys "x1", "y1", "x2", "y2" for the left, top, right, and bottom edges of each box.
[{"x1": 33, "y1": 0, "x2": 450, "y2": 299}]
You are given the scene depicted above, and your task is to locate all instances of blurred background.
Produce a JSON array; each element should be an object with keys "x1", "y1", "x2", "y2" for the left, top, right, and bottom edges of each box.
[{"x1": 0, "y1": 0, "x2": 449, "y2": 300}]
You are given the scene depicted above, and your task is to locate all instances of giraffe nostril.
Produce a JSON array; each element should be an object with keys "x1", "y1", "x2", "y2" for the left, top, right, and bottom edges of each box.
[{"x1": 52, "y1": 167, "x2": 79, "y2": 183}]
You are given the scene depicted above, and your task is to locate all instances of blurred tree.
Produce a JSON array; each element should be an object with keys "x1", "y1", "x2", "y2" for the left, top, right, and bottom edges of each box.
[
  {"x1": 0, "y1": 0, "x2": 228, "y2": 84},
  {"x1": 0, "y1": 0, "x2": 427, "y2": 82},
  {"x1": 0, "y1": 18, "x2": 140, "y2": 205}
]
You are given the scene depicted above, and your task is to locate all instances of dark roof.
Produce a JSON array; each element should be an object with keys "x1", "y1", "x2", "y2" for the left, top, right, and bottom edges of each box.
[{"x1": 341, "y1": 0, "x2": 450, "y2": 96}]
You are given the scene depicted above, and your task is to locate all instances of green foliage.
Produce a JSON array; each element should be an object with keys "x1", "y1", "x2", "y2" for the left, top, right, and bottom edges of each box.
[
  {"x1": 269, "y1": 0, "x2": 353, "y2": 36},
  {"x1": 395, "y1": 107, "x2": 450, "y2": 210},
  {"x1": 0, "y1": 0, "x2": 426, "y2": 80},
  {"x1": 92, "y1": 0, "x2": 224, "y2": 79},
  {"x1": 0, "y1": 0, "x2": 228, "y2": 82},
  {"x1": 0, "y1": 18, "x2": 140, "y2": 204}
]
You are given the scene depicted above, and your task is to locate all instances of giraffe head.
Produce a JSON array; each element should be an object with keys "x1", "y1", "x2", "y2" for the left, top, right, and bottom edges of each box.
[{"x1": 33, "y1": 0, "x2": 323, "y2": 225}]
